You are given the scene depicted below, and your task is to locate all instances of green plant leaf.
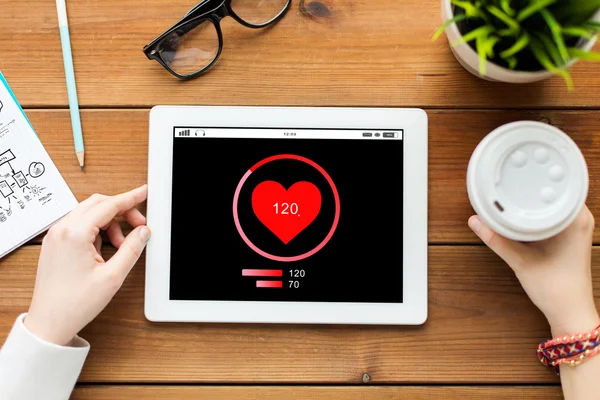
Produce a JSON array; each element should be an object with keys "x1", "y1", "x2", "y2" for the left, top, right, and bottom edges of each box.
[
  {"x1": 540, "y1": 9, "x2": 571, "y2": 65},
  {"x1": 535, "y1": 32, "x2": 566, "y2": 67},
  {"x1": 562, "y1": 26, "x2": 594, "y2": 40},
  {"x1": 530, "y1": 38, "x2": 573, "y2": 90},
  {"x1": 506, "y1": 56, "x2": 518, "y2": 69},
  {"x1": 552, "y1": 0, "x2": 600, "y2": 25},
  {"x1": 516, "y1": 0, "x2": 557, "y2": 22},
  {"x1": 433, "y1": 14, "x2": 469, "y2": 41},
  {"x1": 451, "y1": 0, "x2": 483, "y2": 18},
  {"x1": 497, "y1": 28, "x2": 517, "y2": 37},
  {"x1": 582, "y1": 21, "x2": 600, "y2": 32},
  {"x1": 487, "y1": 5, "x2": 520, "y2": 33},
  {"x1": 483, "y1": 35, "x2": 501, "y2": 57},
  {"x1": 500, "y1": 33, "x2": 530, "y2": 58},
  {"x1": 568, "y1": 47, "x2": 600, "y2": 61},
  {"x1": 584, "y1": 21, "x2": 600, "y2": 28},
  {"x1": 500, "y1": 0, "x2": 515, "y2": 17},
  {"x1": 530, "y1": 40, "x2": 558, "y2": 73},
  {"x1": 476, "y1": 34, "x2": 488, "y2": 76},
  {"x1": 451, "y1": 25, "x2": 496, "y2": 46}
]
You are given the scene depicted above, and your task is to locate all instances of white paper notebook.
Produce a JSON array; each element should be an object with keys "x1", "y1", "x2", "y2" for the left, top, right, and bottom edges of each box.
[{"x1": 0, "y1": 72, "x2": 78, "y2": 258}]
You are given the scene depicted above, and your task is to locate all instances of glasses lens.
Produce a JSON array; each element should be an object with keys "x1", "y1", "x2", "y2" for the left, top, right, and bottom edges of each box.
[
  {"x1": 157, "y1": 19, "x2": 219, "y2": 76},
  {"x1": 230, "y1": 0, "x2": 289, "y2": 26}
]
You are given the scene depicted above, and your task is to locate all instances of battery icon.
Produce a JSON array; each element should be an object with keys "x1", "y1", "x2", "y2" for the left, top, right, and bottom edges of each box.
[
  {"x1": 362, "y1": 132, "x2": 373, "y2": 137},
  {"x1": 383, "y1": 132, "x2": 398, "y2": 138}
]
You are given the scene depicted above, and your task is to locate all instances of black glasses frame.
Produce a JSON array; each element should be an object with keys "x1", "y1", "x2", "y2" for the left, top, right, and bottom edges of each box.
[{"x1": 143, "y1": 0, "x2": 291, "y2": 79}]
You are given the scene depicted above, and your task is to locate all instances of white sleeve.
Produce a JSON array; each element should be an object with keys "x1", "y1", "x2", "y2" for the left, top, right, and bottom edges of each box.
[{"x1": 0, "y1": 313, "x2": 90, "y2": 400}]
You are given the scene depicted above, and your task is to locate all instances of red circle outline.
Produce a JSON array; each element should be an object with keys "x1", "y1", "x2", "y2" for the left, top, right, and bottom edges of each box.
[{"x1": 233, "y1": 154, "x2": 340, "y2": 262}]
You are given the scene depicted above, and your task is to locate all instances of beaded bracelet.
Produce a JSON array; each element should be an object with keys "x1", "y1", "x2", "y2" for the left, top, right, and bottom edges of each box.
[{"x1": 537, "y1": 324, "x2": 600, "y2": 375}]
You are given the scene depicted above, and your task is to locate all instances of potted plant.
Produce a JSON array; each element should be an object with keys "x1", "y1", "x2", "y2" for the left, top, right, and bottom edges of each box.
[{"x1": 434, "y1": 0, "x2": 600, "y2": 88}]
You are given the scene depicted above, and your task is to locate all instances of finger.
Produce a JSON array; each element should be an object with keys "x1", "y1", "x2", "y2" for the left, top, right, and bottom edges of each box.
[
  {"x1": 93, "y1": 235, "x2": 105, "y2": 263},
  {"x1": 547, "y1": 206, "x2": 595, "y2": 248},
  {"x1": 68, "y1": 193, "x2": 108, "y2": 220},
  {"x1": 586, "y1": 206, "x2": 596, "y2": 236},
  {"x1": 84, "y1": 185, "x2": 148, "y2": 230},
  {"x1": 105, "y1": 219, "x2": 126, "y2": 248},
  {"x1": 574, "y1": 205, "x2": 595, "y2": 236},
  {"x1": 106, "y1": 226, "x2": 151, "y2": 280},
  {"x1": 123, "y1": 207, "x2": 146, "y2": 228},
  {"x1": 468, "y1": 215, "x2": 528, "y2": 268}
]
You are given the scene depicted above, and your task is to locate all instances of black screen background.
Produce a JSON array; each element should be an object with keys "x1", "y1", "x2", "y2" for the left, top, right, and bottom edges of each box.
[{"x1": 169, "y1": 133, "x2": 404, "y2": 303}]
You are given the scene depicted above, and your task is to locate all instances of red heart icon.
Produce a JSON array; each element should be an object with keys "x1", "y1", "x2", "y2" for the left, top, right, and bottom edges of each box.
[{"x1": 252, "y1": 181, "x2": 322, "y2": 244}]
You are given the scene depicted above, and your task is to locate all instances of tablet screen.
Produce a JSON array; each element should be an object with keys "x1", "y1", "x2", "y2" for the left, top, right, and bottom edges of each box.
[{"x1": 169, "y1": 128, "x2": 404, "y2": 303}]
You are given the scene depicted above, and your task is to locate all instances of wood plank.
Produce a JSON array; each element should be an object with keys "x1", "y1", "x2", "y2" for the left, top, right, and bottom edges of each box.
[
  {"x1": 428, "y1": 109, "x2": 600, "y2": 243},
  {"x1": 71, "y1": 386, "x2": 563, "y2": 399},
  {"x1": 1, "y1": 1, "x2": 599, "y2": 108},
  {"x1": 21, "y1": 109, "x2": 600, "y2": 244},
  {"x1": 1, "y1": 245, "x2": 598, "y2": 383}
]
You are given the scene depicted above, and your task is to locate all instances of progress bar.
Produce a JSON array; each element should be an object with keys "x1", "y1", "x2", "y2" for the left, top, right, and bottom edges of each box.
[
  {"x1": 242, "y1": 269, "x2": 283, "y2": 277},
  {"x1": 256, "y1": 281, "x2": 283, "y2": 288}
]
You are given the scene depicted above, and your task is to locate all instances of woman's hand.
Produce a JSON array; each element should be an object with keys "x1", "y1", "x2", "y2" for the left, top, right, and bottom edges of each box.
[
  {"x1": 469, "y1": 206, "x2": 599, "y2": 337},
  {"x1": 24, "y1": 186, "x2": 151, "y2": 346}
]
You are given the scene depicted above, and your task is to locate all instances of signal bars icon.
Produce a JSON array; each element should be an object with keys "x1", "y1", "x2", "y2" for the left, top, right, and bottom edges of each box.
[{"x1": 179, "y1": 129, "x2": 191, "y2": 137}]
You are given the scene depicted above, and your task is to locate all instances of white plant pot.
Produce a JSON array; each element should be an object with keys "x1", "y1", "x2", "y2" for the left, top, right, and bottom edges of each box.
[{"x1": 441, "y1": 0, "x2": 600, "y2": 83}]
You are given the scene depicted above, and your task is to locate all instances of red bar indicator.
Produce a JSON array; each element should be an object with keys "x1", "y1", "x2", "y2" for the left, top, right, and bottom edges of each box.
[
  {"x1": 243, "y1": 269, "x2": 283, "y2": 277},
  {"x1": 256, "y1": 280, "x2": 283, "y2": 288}
]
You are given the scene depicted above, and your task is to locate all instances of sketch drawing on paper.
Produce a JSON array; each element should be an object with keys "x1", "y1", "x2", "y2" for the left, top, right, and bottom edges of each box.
[
  {"x1": 0, "y1": 119, "x2": 16, "y2": 138},
  {"x1": 29, "y1": 162, "x2": 45, "y2": 178},
  {"x1": 0, "y1": 148, "x2": 49, "y2": 221}
]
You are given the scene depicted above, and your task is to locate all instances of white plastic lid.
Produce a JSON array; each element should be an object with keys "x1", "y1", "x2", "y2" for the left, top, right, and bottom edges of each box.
[{"x1": 467, "y1": 121, "x2": 588, "y2": 242}]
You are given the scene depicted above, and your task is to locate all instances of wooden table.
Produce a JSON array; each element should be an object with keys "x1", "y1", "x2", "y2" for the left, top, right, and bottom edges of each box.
[{"x1": 1, "y1": 1, "x2": 599, "y2": 398}]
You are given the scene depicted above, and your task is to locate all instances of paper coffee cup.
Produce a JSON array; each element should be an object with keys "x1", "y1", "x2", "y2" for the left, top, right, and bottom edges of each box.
[{"x1": 467, "y1": 121, "x2": 588, "y2": 242}]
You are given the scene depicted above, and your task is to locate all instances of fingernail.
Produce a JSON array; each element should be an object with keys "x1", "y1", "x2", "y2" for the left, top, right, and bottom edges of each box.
[
  {"x1": 140, "y1": 227, "x2": 151, "y2": 242},
  {"x1": 469, "y1": 216, "x2": 481, "y2": 233}
]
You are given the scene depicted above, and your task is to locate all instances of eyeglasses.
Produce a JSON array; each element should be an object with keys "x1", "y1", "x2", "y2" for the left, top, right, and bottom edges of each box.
[{"x1": 143, "y1": 0, "x2": 291, "y2": 79}]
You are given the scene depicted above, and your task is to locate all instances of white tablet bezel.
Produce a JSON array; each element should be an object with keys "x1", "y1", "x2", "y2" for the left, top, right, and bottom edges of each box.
[{"x1": 146, "y1": 106, "x2": 428, "y2": 325}]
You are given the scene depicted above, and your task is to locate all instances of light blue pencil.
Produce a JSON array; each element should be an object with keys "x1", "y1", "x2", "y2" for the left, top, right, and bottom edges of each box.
[{"x1": 56, "y1": 0, "x2": 85, "y2": 171}]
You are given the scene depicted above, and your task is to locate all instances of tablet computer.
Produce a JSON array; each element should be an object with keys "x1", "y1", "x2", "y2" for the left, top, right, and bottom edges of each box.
[{"x1": 146, "y1": 106, "x2": 428, "y2": 325}]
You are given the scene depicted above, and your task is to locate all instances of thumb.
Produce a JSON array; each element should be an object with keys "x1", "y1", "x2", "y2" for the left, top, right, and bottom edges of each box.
[
  {"x1": 468, "y1": 215, "x2": 527, "y2": 269},
  {"x1": 107, "y1": 226, "x2": 151, "y2": 279}
]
